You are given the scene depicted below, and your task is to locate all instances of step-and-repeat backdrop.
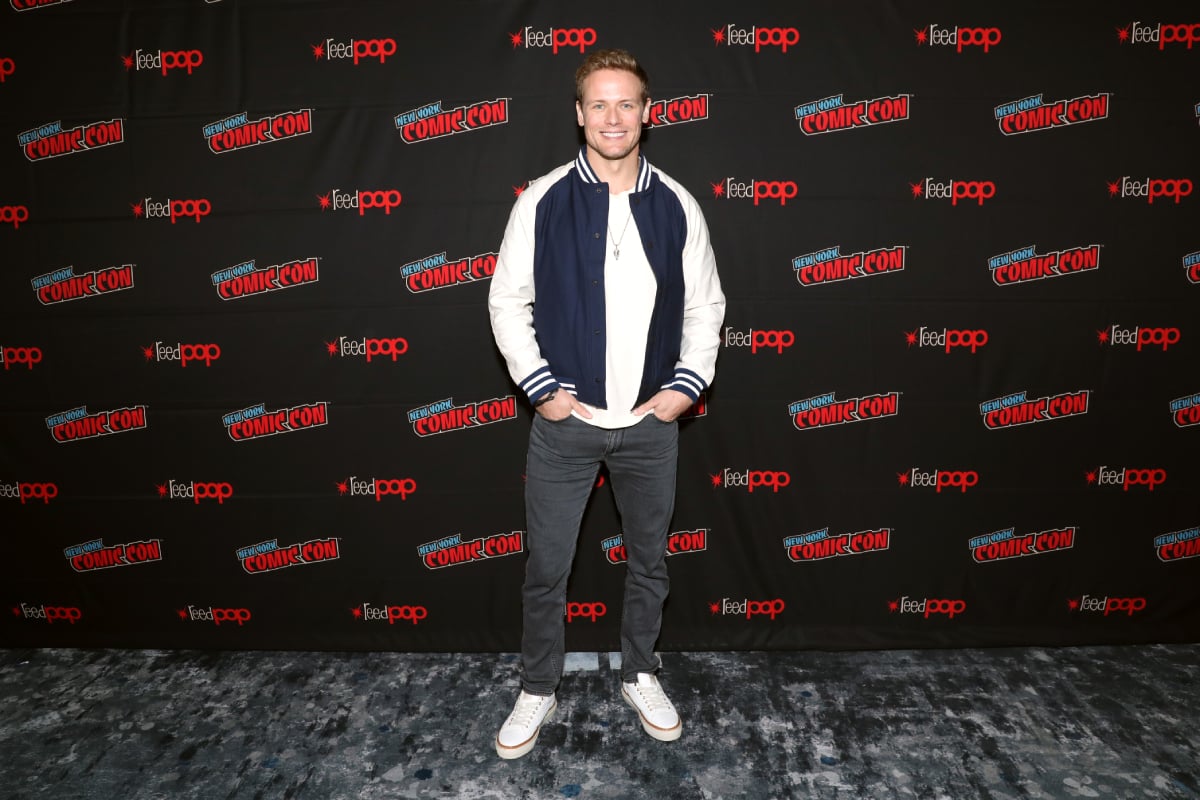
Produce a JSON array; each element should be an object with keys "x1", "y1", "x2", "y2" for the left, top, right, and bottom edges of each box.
[{"x1": 2, "y1": 0, "x2": 1197, "y2": 652}]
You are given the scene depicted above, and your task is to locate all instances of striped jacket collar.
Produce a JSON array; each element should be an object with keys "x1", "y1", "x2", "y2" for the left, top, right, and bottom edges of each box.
[{"x1": 574, "y1": 146, "x2": 652, "y2": 192}]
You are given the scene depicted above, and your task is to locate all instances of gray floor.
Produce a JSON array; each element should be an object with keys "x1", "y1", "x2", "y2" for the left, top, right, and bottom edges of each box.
[{"x1": 1, "y1": 645, "x2": 1197, "y2": 799}]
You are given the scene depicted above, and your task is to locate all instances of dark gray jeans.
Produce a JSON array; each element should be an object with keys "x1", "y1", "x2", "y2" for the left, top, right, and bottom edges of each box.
[{"x1": 520, "y1": 413, "x2": 678, "y2": 694}]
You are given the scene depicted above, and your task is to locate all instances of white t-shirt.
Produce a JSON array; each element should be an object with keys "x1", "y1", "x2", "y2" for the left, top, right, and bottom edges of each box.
[{"x1": 575, "y1": 190, "x2": 657, "y2": 429}]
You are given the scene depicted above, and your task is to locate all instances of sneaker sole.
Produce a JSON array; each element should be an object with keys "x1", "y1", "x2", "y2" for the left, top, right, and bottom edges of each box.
[
  {"x1": 495, "y1": 700, "x2": 556, "y2": 759},
  {"x1": 622, "y1": 687, "x2": 682, "y2": 742}
]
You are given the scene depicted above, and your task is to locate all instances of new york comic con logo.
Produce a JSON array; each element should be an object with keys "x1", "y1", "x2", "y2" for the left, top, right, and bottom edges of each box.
[
  {"x1": 407, "y1": 396, "x2": 517, "y2": 437},
  {"x1": 1155, "y1": 526, "x2": 1200, "y2": 563},
  {"x1": 712, "y1": 177, "x2": 797, "y2": 206},
  {"x1": 600, "y1": 529, "x2": 708, "y2": 564},
  {"x1": 211, "y1": 258, "x2": 319, "y2": 300},
  {"x1": 794, "y1": 94, "x2": 910, "y2": 135},
  {"x1": 121, "y1": 48, "x2": 203, "y2": 76},
  {"x1": 395, "y1": 98, "x2": 509, "y2": 143},
  {"x1": 45, "y1": 405, "x2": 147, "y2": 443},
  {"x1": 793, "y1": 245, "x2": 906, "y2": 286},
  {"x1": 979, "y1": 390, "x2": 1089, "y2": 430},
  {"x1": 711, "y1": 24, "x2": 799, "y2": 52},
  {"x1": 31, "y1": 264, "x2": 134, "y2": 305},
  {"x1": 203, "y1": 110, "x2": 313, "y2": 153},
  {"x1": 311, "y1": 35, "x2": 397, "y2": 64},
  {"x1": 970, "y1": 526, "x2": 1075, "y2": 564},
  {"x1": 236, "y1": 537, "x2": 340, "y2": 574},
  {"x1": 988, "y1": 244, "x2": 1101, "y2": 286},
  {"x1": 11, "y1": 0, "x2": 74, "y2": 10},
  {"x1": 1186, "y1": 250, "x2": 1200, "y2": 284},
  {"x1": 1170, "y1": 391, "x2": 1200, "y2": 427},
  {"x1": 18, "y1": 119, "x2": 124, "y2": 161},
  {"x1": 1097, "y1": 323, "x2": 1181, "y2": 352},
  {"x1": 784, "y1": 527, "x2": 890, "y2": 563},
  {"x1": 222, "y1": 401, "x2": 328, "y2": 441},
  {"x1": 789, "y1": 391, "x2": 900, "y2": 431},
  {"x1": 64, "y1": 538, "x2": 163, "y2": 573},
  {"x1": 646, "y1": 95, "x2": 710, "y2": 128},
  {"x1": 911, "y1": 177, "x2": 994, "y2": 206},
  {"x1": 509, "y1": 25, "x2": 597, "y2": 54},
  {"x1": 995, "y1": 93, "x2": 1110, "y2": 135},
  {"x1": 402, "y1": 251, "x2": 497, "y2": 293},
  {"x1": 914, "y1": 23, "x2": 1001, "y2": 52},
  {"x1": 1117, "y1": 21, "x2": 1200, "y2": 49},
  {"x1": 417, "y1": 531, "x2": 524, "y2": 570}
]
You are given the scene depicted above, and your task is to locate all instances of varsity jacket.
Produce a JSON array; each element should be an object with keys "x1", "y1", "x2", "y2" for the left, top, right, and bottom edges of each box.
[{"x1": 488, "y1": 147, "x2": 725, "y2": 410}]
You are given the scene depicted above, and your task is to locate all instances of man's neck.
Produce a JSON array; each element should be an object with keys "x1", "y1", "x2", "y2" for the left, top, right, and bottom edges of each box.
[{"x1": 585, "y1": 148, "x2": 640, "y2": 195}]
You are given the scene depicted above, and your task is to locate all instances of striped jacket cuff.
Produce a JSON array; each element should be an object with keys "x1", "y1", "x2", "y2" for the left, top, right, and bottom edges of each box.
[
  {"x1": 662, "y1": 368, "x2": 707, "y2": 401},
  {"x1": 520, "y1": 366, "x2": 560, "y2": 404}
]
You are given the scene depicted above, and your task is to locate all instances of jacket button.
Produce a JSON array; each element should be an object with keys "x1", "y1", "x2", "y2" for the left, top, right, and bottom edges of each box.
[
  {"x1": 592, "y1": 280, "x2": 599, "y2": 286},
  {"x1": 594, "y1": 232, "x2": 600, "y2": 239},
  {"x1": 646, "y1": 241, "x2": 653, "y2": 250},
  {"x1": 593, "y1": 330, "x2": 601, "y2": 335}
]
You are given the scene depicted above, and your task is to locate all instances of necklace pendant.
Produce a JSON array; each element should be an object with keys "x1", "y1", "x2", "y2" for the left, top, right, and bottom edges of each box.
[{"x1": 613, "y1": 245, "x2": 620, "y2": 260}]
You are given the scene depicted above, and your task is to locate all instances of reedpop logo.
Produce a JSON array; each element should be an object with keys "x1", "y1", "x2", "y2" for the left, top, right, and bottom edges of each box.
[
  {"x1": 889, "y1": 596, "x2": 966, "y2": 619},
  {"x1": 711, "y1": 178, "x2": 797, "y2": 206},
  {"x1": 1108, "y1": 177, "x2": 1192, "y2": 204},
  {"x1": 510, "y1": 26, "x2": 597, "y2": 54},
  {"x1": 311, "y1": 37, "x2": 397, "y2": 64},
  {"x1": 710, "y1": 468, "x2": 790, "y2": 493},
  {"x1": 711, "y1": 25, "x2": 800, "y2": 52},
  {"x1": 914, "y1": 24, "x2": 1002, "y2": 52},
  {"x1": 911, "y1": 178, "x2": 995, "y2": 206},
  {"x1": 1, "y1": 205, "x2": 29, "y2": 228}
]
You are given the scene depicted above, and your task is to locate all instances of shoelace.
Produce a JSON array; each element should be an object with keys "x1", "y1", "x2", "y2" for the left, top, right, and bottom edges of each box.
[
  {"x1": 507, "y1": 693, "x2": 547, "y2": 728},
  {"x1": 630, "y1": 678, "x2": 673, "y2": 713}
]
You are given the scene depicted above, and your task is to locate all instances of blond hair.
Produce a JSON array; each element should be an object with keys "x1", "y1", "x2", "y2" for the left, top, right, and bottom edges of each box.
[{"x1": 574, "y1": 49, "x2": 649, "y2": 104}]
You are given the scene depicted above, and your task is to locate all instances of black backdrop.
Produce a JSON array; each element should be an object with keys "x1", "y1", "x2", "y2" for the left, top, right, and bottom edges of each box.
[{"x1": 2, "y1": 0, "x2": 1198, "y2": 652}]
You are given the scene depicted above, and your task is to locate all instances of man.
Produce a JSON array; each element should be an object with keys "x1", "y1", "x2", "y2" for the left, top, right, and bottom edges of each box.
[{"x1": 488, "y1": 49, "x2": 725, "y2": 759}]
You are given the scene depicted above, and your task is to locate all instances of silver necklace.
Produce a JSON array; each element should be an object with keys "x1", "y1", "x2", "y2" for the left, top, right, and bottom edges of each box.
[{"x1": 607, "y1": 207, "x2": 634, "y2": 260}]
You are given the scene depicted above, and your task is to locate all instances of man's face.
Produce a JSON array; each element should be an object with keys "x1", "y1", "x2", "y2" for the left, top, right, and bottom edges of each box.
[{"x1": 576, "y1": 68, "x2": 649, "y2": 165}]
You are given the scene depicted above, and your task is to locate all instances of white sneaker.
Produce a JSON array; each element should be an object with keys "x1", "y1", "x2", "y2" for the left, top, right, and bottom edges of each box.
[
  {"x1": 622, "y1": 673, "x2": 682, "y2": 741},
  {"x1": 495, "y1": 690, "x2": 556, "y2": 759}
]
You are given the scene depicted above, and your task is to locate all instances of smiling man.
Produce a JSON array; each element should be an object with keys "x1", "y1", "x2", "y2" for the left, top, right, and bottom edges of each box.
[{"x1": 488, "y1": 49, "x2": 725, "y2": 759}]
